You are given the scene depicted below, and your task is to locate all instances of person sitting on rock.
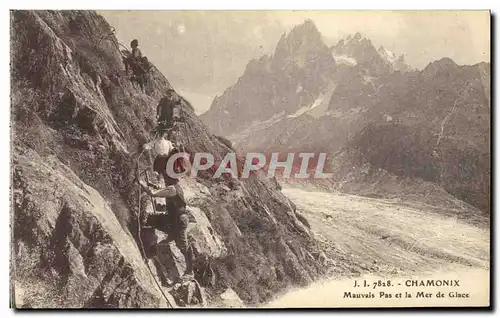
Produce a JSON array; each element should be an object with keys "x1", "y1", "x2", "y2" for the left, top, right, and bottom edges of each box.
[{"x1": 136, "y1": 147, "x2": 194, "y2": 281}]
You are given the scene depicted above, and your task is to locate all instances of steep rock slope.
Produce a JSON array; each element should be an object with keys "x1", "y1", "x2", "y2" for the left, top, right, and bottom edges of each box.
[
  {"x1": 11, "y1": 10, "x2": 331, "y2": 308},
  {"x1": 12, "y1": 148, "x2": 174, "y2": 308}
]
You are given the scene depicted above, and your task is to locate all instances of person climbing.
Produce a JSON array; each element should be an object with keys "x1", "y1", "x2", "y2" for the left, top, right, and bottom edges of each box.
[
  {"x1": 136, "y1": 146, "x2": 194, "y2": 282},
  {"x1": 131, "y1": 39, "x2": 142, "y2": 59},
  {"x1": 124, "y1": 39, "x2": 141, "y2": 73},
  {"x1": 123, "y1": 39, "x2": 149, "y2": 93},
  {"x1": 156, "y1": 89, "x2": 182, "y2": 139}
]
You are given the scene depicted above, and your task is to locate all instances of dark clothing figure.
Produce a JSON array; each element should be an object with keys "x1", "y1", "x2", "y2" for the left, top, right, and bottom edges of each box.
[
  {"x1": 137, "y1": 154, "x2": 194, "y2": 279},
  {"x1": 134, "y1": 71, "x2": 146, "y2": 93},
  {"x1": 124, "y1": 56, "x2": 146, "y2": 92},
  {"x1": 145, "y1": 206, "x2": 193, "y2": 275},
  {"x1": 124, "y1": 47, "x2": 143, "y2": 72},
  {"x1": 157, "y1": 91, "x2": 181, "y2": 131},
  {"x1": 124, "y1": 41, "x2": 142, "y2": 73}
]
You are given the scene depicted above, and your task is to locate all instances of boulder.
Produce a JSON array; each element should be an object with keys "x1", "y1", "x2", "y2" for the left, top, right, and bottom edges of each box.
[
  {"x1": 154, "y1": 241, "x2": 186, "y2": 285},
  {"x1": 169, "y1": 280, "x2": 206, "y2": 307}
]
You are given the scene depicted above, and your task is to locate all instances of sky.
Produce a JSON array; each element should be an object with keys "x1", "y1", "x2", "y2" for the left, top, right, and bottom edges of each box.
[{"x1": 100, "y1": 11, "x2": 490, "y2": 114}]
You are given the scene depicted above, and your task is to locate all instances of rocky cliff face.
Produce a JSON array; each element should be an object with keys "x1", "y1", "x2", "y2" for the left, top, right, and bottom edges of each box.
[
  {"x1": 200, "y1": 22, "x2": 490, "y2": 214},
  {"x1": 10, "y1": 10, "x2": 333, "y2": 308}
]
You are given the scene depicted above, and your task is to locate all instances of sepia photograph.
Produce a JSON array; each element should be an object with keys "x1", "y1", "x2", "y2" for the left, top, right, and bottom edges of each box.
[{"x1": 9, "y1": 9, "x2": 491, "y2": 309}]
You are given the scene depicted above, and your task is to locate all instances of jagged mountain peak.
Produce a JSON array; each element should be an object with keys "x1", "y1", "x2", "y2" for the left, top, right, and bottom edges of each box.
[
  {"x1": 377, "y1": 45, "x2": 392, "y2": 56},
  {"x1": 338, "y1": 32, "x2": 368, "y2": 44},
  {"x1": 282, "y1": 19, "x2": 321, "y2": 39},
  {"x1": 332, "y1": 32, "x2": 375, "y2": 56},
  {"x1": 422, "y1": 57, "x2": 458, "y2": 77},
  {"x1": 274, "y1": 18, "x2": 328, "y2": 58},
  {"x1": 332, "y1": 34, "x2": 413, "y2": 73},
  {"x1": 291, "y1": 18, "x2": 321, "y2": 35},
  {"x1": 341, "y1": 32, "x2": 363, "y2": 42},
  {"x1": 426, "y1": 57, "x2": 458, "y2": 69},
  {"x1": 377, "y1": 45, "x2": 397, "y2": 62}
]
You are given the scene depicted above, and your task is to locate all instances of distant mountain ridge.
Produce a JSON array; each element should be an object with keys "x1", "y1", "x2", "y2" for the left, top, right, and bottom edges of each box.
[
  {"x1": 201, "y1": 24, "x2": 415, "y2": 142},
  {"x1": 201, "y1": 20, "x2": 490, "y2": 214}
]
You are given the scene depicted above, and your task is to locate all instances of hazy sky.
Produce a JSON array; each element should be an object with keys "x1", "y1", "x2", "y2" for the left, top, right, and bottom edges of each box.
[{"x1": 100, "y1": 11, "x2": 490, "y2": 113}]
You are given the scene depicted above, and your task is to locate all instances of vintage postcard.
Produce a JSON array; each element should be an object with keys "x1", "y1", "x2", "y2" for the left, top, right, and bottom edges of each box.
[{"x1": 10, "y1": 10, "x2": 490, "y2": 309}]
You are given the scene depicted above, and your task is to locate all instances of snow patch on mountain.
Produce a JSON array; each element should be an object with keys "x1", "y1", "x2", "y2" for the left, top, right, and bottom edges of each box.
[
  {"x1": 296, "y1": 83, "x2": 303, "y2": 93},
  {"x1": 288, "y1": 81, "x2": 338, "y2": 119},
  {"x1": 333, "y1": 54, "x2": 357, "y2": 66},
  {"x1": 286, "y1": 96, "x2": 327, "y2": 118},
  {"x1": 287, "y1": 105, "x2": 312, "y2": 119},
  {"x1": 228, "y1": 111, "x2": 286, "y2": 142}
]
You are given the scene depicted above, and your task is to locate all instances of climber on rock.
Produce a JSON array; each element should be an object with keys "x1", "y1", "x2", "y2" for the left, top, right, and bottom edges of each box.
[
  {"x1": 123, "y1": 39, "x2": 150, "y2": 93},
  {"x1": 124, "y1": 39, "x2": 142, "y2": 72},
  {"x1": 157, "y1": 89, "x2": 182, "y2": 128},
  {"x1": 156, "y1": 89, "x2": 182, "y2": 141},
  {"x1": 131, "y1": 39, "x2": 142, "y2": 59},
  {"x1": 136, "y1": 145, "x2": 194, "y2": 282}
]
